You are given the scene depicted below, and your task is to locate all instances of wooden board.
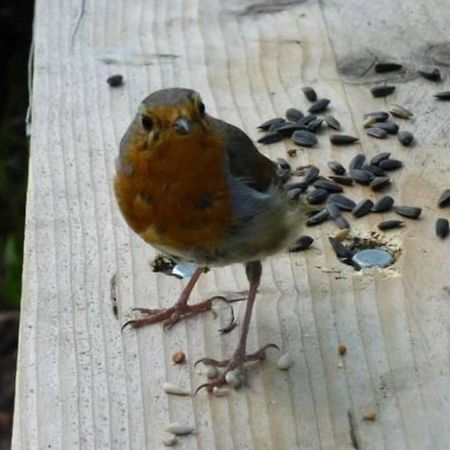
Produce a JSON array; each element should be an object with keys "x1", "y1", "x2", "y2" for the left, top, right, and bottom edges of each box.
[{"x1": 13, "y1": 0, "x2": 450, "y2": 448}]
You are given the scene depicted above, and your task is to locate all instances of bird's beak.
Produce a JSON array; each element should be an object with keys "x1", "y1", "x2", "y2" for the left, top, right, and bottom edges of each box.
[{"x1": 173, "y1": 117, "x2": 192, "y2": 135}]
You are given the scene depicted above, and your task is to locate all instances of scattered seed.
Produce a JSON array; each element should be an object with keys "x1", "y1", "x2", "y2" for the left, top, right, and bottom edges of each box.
[
  {"x1": 303, "y1": 166, "x2": 320, "y2": 184},
  {"x1": 275, "y1": 122, "x2": 303, "y2": 137},
  {"x1": 292, "y1": 129, "x2": 318, "y2": 147},
  {"x1": 257, "y1": 131, "x2": 283, "y2": 144},
  {"x1": 165, "y1": 423, "x2": 195, "y2": 436},
  {"x1": 225, "y1": 369, "x2": 243, "y2": 388},
  {"x1": 371, "y1": 85, "x2": 396, "y2": 97},
  {"x1": 363, "y1": 116, "x2": 378, "y2": 128},
  {"x1": 326, "y1": 202, "x2": 342, "y2": 219},
  {"x1": 363, "y1": 411, "x2": 377, "y2": 421},
  {"x1": 394, "y1": 206, "x2": 422, "y2": 219},
  {"x1": 378, "y1": 220, "x2": 404, "y2": 230},
  {"x1": 298, "y1": 114, "x2": 317, "y2": 128},
  {"x1": 375, "y1": 62, "x2": 402, "y2": 73},
  {"x1": 364, "y1": 111, "x2": 389, "y2": 122},
  {"x1": 328, "y1": 237, "x2": 353, "y2": 259},
  {"x1": 329, "y1": 175, "x2": 354, "y2": 186},
  {"x1": 306, "y1": 208, "x2": 330, "y2": 226},
  {"x1": 374, "y1": 121, "x2": 399, "y2": 134},
  {"x1": 286, "y1": 107, "x2": 304, "y2": 122},
  {"x1": 206, "y1": 366, "x2": 220, "y2": 379},
  {"x1": 372, "y1": 195, "x2": 394, "y2": 212},
  {"x1": 107, "y1": 74, "x2": 124, "y2": 87},
  {"x1": 307, "y1": 118, "x2": 324, "y2": 133},
  {"x1": 330, "y1": 134, "x2": 359, "y2": 145},
  {"x1": 370, "y1": 152, "x2": 391, "y2": 166},
  {"x1": 379, "y1": 159, "x2": 403, "y2": 171},
  {"x1": 418, "y1": 65, "x2": 441, "y2": 81},
  {"x1": 333, "y1": 228, "x2": 351, "y2": 241},
  {"x1": 162, "y1": 435, "x2": 178, "y2": 447},
  {"x1": 367, "y1": 127, "x2": 388, "y2": 139},
  {"x1": 338, "y1": 345, "x2": 347, "y2": 355},
  {"x1": 328, "y1": 193, "x2": 356, "y2": 211},
  {"x1": 370, "y1": 176, "x2": 391, "y2": 191},
  {"x1": 328, "y1": 160, "x2": 346, "y2": 175},
  {"x1": 287, "y1": 188, "x2": 303, "y2": 200},
  {"x1": 172, "y1": 351, "x2": 186, "y2": 364},
  {"x1": 434, "y1": 91, "x2": 450, "y2": 100},
  {"x1": 438, "y1": 189, "x2": 450, "y2": 207},
  {"x1": 308, "y1": 98, "x2": 330, "y2": 114},
  {"x1": 352, "y1": 198, "x2": 374, "y2": 218},
  {"x1": 162, "y1": 382, "x2": 191, "y2": 396},
  {"x1": 276, "y1": 158, "x2": 291, "y2": 170},
  {"x1": 436, "y1": 218, "x2": 449, "y2": 238},
  {"x1": 363, "y1": 164, "x2": 386, "y2": 177},
  {"x1": 287, "y1": 148, "x2": 297, "y2": 157},
  {"x1": 335, "y1": 215, "x2": 351, "y2": 230},
  {"x1": 306, "y1": 188, "x2": 329, "y2": 205},
  {"x1": 269, "y1": 121, "x2": 289, "y2": 132},
  {"x1": 258, "y1": 117, "x2": 285, "y2": 130},
  {"x1": 349, "y1": 154, "x2": 366, "y2": 171},
  {"x1": 398, "y1": 131, "x2": 415, "y2": 146},
  {"x1": 350, "y1": 169, "x2": 375, "y2": 185},
  {"x1": 314, "y1": 179, "x2": 343, "y2": 193},
  {"x1": 389, "y1": 104, "x2": 413, "y2": 119},
  {"x1": 324, "y1": 115, "x2": 341, "y2": 130},
  {"x1": 277, "y1": 353, "x2": 293, "y2": 370},
  {"x1": 289, "y1": 235, "x2": 314, "y2": 252},
  {"x1": 285, "y1": 181, "x2": 309, "y2": 192},
  {"x1": 301, "y1": 86, "x2": 317, "y2": 102}
]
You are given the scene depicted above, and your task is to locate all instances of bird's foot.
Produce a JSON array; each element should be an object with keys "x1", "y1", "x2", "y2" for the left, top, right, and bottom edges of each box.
[{"x1": 194, "y1": 343, "x2": 279, "y2": 393}]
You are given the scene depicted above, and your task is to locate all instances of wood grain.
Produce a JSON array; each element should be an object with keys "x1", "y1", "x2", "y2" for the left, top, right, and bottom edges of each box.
[{"x1": 13, "y1": 0, "x2": 450, "y2": 448}]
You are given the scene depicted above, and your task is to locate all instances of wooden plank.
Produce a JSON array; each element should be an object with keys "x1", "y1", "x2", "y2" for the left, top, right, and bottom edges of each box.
[{"x1": 13, "y1": 0, "x2": 450, "y2": 448}]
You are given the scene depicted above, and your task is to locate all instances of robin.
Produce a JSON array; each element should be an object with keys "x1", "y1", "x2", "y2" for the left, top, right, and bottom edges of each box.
[{"x1": 115, "y1": 88, "x2": 311, "y2": 390}]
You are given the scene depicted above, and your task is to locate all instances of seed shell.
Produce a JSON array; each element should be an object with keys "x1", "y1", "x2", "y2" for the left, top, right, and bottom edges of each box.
[
  {"x1": 378, "y1": 159, "x2": 403, "y2": 171},
  {"x1": 162, "y1": 382, "x2": 191, "y2": 396},
  {"x1": 328, "y1": 160, "x2": 346, "y2": 175},
  {"x1": 285, "y1": 181, "x2": 309, "y2": 192},
  {"x1": 107, "y1": 74, "x2": 124, "y2": 87},
  {"x1": 370, "y1": 152, "x2": 391, "y2": 166},
  {"x1": 257, "y1": 131, "x2": 283, "y2": 144},
  {"x1": 326, "y1": 202, "x2": 342, "y2": 219},
  {"x1": 375, "y1": 62, "x2": 402, "y2": 73},
  {"x1": 434, "y1": 91, "x2": 450, "y2": 100},
  {"x1": 258, "y1": 117, "x2": 285, "y2": 130},
  {"x1": 298, "y1": 114, "x2": 317, "y2": 127},
  {"x1": 165, "y1": 423, "x2": 195, "y2": 436},
  {"x1": 303, "y1": 166, "x2": 320, "y2": 184},
  {"x1": 328, "y1": 237, "x2": 353, "y2": 259},
  {"x1": 292, "y1": 129, "x2": 318, "y2": 147},
  {"x1": 389, "y1": 104, "x2": 413, "y2": 119},
  {"x1": 418, "y1": 65, "x2": 441, "y2": 81},
  {"x1": 314, "y1": 179, "x2": 343, "y2": 193},
  {"x1": 306, "y1": 188, "x2": 329, "y2": 205},
  {"x1": 398, "y1": 131, "x2": 414, "y2": 146},
  {"x1": 329, "y1": 175, "x2": 354, "y2": 186},
  {"x1": 306, "y1": 118, "x2": 323, "y2": 133},
  {"x1": 328, "y1": 193, "x2": 356, "y2": 211},
  {"x1": 286, "y1": 107, "x2": 304, "y2": 122},
  {"x1": 372, "y1": 195, "x2": 394, "y2": 212},
  {"x1": 301, "y1": 86, "x2": 317, "y2": 102},
  {"x1": 306, "y1": 208, "x2": 330, "y2": 226},
  {"x1": 367, "y1": 127, "x2": 388, "y2": 139},
  {"x1": 275, "y1": 122, "x2": 303, "y2": 137},
  {"x1": 289, "y1": 235, "x2": 314, "y2": 252},
  {"x1": 371, "y1": 85, "x2": 396, "y2": 97},
  {"x1": 364, "y1": 111, "x2": 389, "y2": 122},
  {"x1": 438, "y1": 189, "x2": 450, "y2": 207},
  {"x1": 162, "y1": 435, "x2": 178, "y2": 447},
  {"x1": 362, "y1": 164, "x2": 386, "y2": 177},
  {"x1": 350, "y1": 169, "x2": 375, "y2": 185},
  {"x1": 352, "y1": 199, "x2": 374, "y2": 218},
  {"x1": 374, "y1": 121, "x2": 399, "y2": 134},
  {"x1": 436, "y1": 218, "x2": 449, "y2": 238},
  {"x1": 308, "y1": 98, "x2": 330, "y2": 114},
  {"x1": 334, "y1": 215, "x2": 351, "y2": 230},
  {"x1": 370, "y1": 176, "x2": 391, "y2": 191},
  {"x1": 394, "y1": 206, "x2": 422, "y2": 219},
  {"x1": 324, "y1": 115, "x2": 341, "y2": 130},
  {"x1": 349, "y1": 154, "x2": 366, "y2": 171},
  {"x1": 377, "y1": 219, "x2": 404, "y2": 230},
  {"x1": 330, "y1": 134, "x2": 359, "y2": 145}
]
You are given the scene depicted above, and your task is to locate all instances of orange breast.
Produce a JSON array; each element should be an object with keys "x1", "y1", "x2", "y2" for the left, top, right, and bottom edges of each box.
[{"x1": 114, "y1": 126, "x2": 233, "y2": 253}]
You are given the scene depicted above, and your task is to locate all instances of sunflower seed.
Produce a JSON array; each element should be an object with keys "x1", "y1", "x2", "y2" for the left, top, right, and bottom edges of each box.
[
  {"x1": 363, "y1": 116, "x2": 378, "y2": 128},
  {"x1": 367, "y1": 127, "x2": 388, "y2": 139},
  {"x1": 436, "y1": 218, "x2": 449, "y2": 238},
  {"x1": 352, "y1": 199, "x2": 374, "y2": 218},
  {"x1": 438, "y1": 189, "x2": 450, "y2": 207},
  {"x1": 377, "y1": 220, "x2": 404, "y2": 230},
  {"x1": 289, "y1": 235, "x2": 314, "y2": 252},
  {"x1": 371, "y1": 85, "x2": 396, "y2": 97},
  {"x1": 370, "y1": 152, "x2": 391, "y2": 166},
  {"x1": 398, "y1": 131, "x2": 415, "y2": 146},
  {"x1": 349, "y1": 153, "x2": 366, "y2": 170},
  {"x1": 329, "y1": 175, "x2": 354, "y2": 186},
  {"x1": 307, "y1": 118, "x2": 323, "y2": 133},
  {"x1": 350, "y1": 169, "x2": 375, "y2": 185},
  {"x1": 285, "y1": 181, "x2": 309, "y2": 192},
  {"x1": 330, "y1": 134, "x2": 359, "y2": 145},
  {"x1": 308, "y1": 98, "x2": 330, "y2": 114},
  {"x1": 375, "y1": 62, "x2": 402, "y2": 73},
  {"x1": 162, "y1": 435, "x2": 178, "y2": 447},
  {"x1": 287, "y1": 188, "x2": 303, "y2": 200},
  {"x1": 162, "y1": 382, "x2": 191, "y2": 396},
  {"x1": 301, "y1": 86, "x2": 318, "y2": 102},
  {"x1": 107, "y1": 74, "x2": 124, "y2": 87},
  {"x1": 269, "y1": 121, "x2": 289, "y2": 131},
  {"x1": 286, "y1": 108, "x2": 304, "y2": 122},
  {"x1": 326, "y1": 202, "x2": 342, "y2": 219},
  {"x1": 418, "y1": 65, "x2": 441, "y2": 81},
  {"x1": 303, "y1": 166, "x2": 320, "y2": 184},
  {"x1": 306, "y1": 208, "x2": 330, "y2": 226},
  {"x1": 389, "y1": 104, "x2": 413, "y2": 119},
  {"x1": 165, "y1": 423, "x2": 195, "y2": 436},
  {"x1": 276, "y1": 167, "x2": 291, "y2": 183},
  {"x1": 364, "y1": 111, "x2": 389, "y2": 122},
  {"x1": 324, "y1": 115, "x2": 341, "y2": 130},
  {"x1": 298, "y1": 114, "x2": 317, "y2": 127},
  {"x1": 292, "y1": 129, "x2": 318, "y2": 147},
  {"x1": 328, "y1": 160, "x2": 346, "y2": 175},
  {"x1": 275, "y1": 122, "x2": 302, "y2": 137},
  {"x1": 306, "y1": 188, "x2": 329, "y2": 204},
  {"x1": 378, "y1": 159, "x2": 403, "y2": 171},
  {"x1": 257, "y1": 131, "x2": 283, "y2": 144},
  {"x1": 328, "y1": 237, "x2": 354, "y2": 259},
  {"x1": 258, "y1": 117, "x2": 285, "y2": 130},
  {"x1": 370, "y1": 176, "x2": 391, "y2": 191},
  {"x1": 372, "y1": 195, "x2": 394, "y2": 212},
  {"x1": 314, "y1": 179, "x2": 344, "y2": 193},
  {"x1": 328, "y1": 193, "x2": 356, "y2": 211},
  {"x1": 374, "y1": 121, "x2": 399, "y2": 134},
  {"x1": 335, "y1": 215, "x2": 351, "y2": 230},
  {"x1": 276, "y1": 157, "x2": 291, "y2": 169},
  {"x1": 362, "y1": 164, "x2": 386, "y2": 177},
  {"x1": 394, "y1": 205, "x2": 422, "y2": 219},
  {"x1": 434, "y1": 91, "x2": 450, "y2": 100}
]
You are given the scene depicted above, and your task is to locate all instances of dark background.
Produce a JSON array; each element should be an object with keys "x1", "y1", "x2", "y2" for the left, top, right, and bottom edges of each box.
[{"x1": 0, "y1": 0, "x2": 34, "y2": 447}]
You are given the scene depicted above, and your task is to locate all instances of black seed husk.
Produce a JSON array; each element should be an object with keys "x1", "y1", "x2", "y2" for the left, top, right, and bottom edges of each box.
[
  {"x1": 371, "y1": 85, "x2": 396, "y2": 97},
  {"x1": 375, "y1": 62, "x2": 403, "y2": 73},
  {"x1": 370, "y1": 176, "x2": 391, "y2": 191},
  {"x1": 285, "y1": 181, "x2": 309, "y2": 192},
  {"x1": 287, "y1": 188, "x2": 303, "y2": 200},
  {"x1": 258, "y1": 117, "x2": 285, "y2": 130},
  {"x1": 328, "y1": 237, "x2": 354, "y2": 259},
  {"x1": 352, "y1": 199, "x2": 374, "y2": 218},
  {"x1": 389, "y1": 104, "x2": 413, "y2": 119},
  {"x1": 364, "y1": 111, "x2": 389, "y2": 122},
  {"x1": 306, "y1": 188, "x2": 329, "y2": 205},
  {"x1": 276, "y1": 157, "x2": 291, "y2": 170},
  {"x1": 298, "y1": 114, "x2": 317, "y2": 128},
  {"x1": 328, "y1": 160, "x2": 346, "y2": 175},
  {"x1": 107, "y1": 74, "x2": 124, "y2": 87},
  {"x1": 329, "y1": 175, "x2": 354, "y2": 186},
  {"x1": 374, "y1": 121, "x2": 399, "y2": 134},
  {"x1": 307, "y1": 118, "x2": 324, "y2": 133},
  {"x1": 378, "y1": 220, "x2": 404, "y2": 230},
  {"x1": 436, "y1": 218, "x2": 449, "y2": 238},
  {"x1": 362, "y1": 164, "x2": 386, "y2": 177},
  {"x1": 326, "y1": 202, "x2": 342, "y2": 219},
  {"x1": 370, "y1": 152, "x2": 391, "y2": 166},
  {"x1": 334, "y1": 215, "x2": 351, "y2": 230},
  {"x1": 398, "y1": 131, "x2": 414, "y2": 146},
  {"x1": 286, "y1": 108, "x2": 304, "y2": 122},
  {"x1": 434, "y1": 91, "x2": 450, "y2": 100},
  {"x1": 367, "y1": 127, "x2": 388, "y2": 139},
  {"x1": 257, "y1": 131, "x2": 283, "y2": 144},
  {"x1": 438, "y1": 189, "x2": 450, "y2": 207},
  {"x1": 378, "y1": 159, "x2": 403, "y2": 171},
  {"x1": 301, "y1": 86, "x2": 317, "y2": 102},
  {"x1": 289, "y1": 235, "x2": 314, "y2": 252},
  {"x1": 308, "y1": 98, "x2": 330, "y2": 114},
  {"x1": 350, "y1": 169, "x2": 375, "y2": 185},
  {"x1": 418, "y1": 65, "x2": 441, "y2": 81},
  {"x1": 372, "y1": 195, "x2": 394, "y2": 212},
  {"x1": 303, "y1": 166, "x2": 320, "y2": 184},
  {"x1": 328, "y1": 193, "x2": 356, "y2": 211},
  {"x1": 291, "y1": 129, "x2": 318, "y2": 147},
  {"x1": 276, "y1": 122, "x2": 304, "y2": 137},
  {"x1": 349, "y1": 154, "x2": 366, "y2": 171},
  {"x1": 306, "y1": 208, "x2": 330, "y2": 226},
  {"x1": 394, "y1": 205, "x2": 422, "y2": 219},
  {"x1": 324, "y1": 115, "x2": 341, "y2": 130},
  {"x1": 314, "y1": 179, "x2": 343, "y2": 193},
  {"x1": 330, "y1": 134, "x2": 359, "y2": 145},
  {"x1": 276, "y1": 167, "x2": 291, "y2": 183}
]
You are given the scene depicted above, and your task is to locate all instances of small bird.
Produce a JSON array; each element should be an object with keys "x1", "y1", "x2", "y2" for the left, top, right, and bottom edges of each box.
[{"x1": 115, "y1": 88, "x2": 311, "y2": 390}]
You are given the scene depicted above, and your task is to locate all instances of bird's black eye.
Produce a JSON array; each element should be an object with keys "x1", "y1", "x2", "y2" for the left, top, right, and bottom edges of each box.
[
  {"x1": 141, "y1": 115, "x2": 153, "y2": 131},
  {"x1": 198, "y1": 102, "x2": 205, "y2": 117}
]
